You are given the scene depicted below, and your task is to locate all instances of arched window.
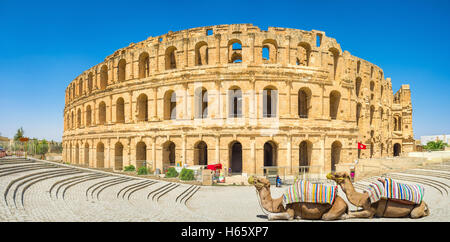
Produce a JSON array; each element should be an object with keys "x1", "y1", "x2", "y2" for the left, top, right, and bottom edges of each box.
[
  {"x1": 116, "y1": 97, "x2": 125, "y2": 123},
  {"x1": 164, "y1": 90, "x2": 177, "y2": 120},
  {"x1": 356, "y1": 103, "x2": 362, "y2": 126},
  {"x1": 331, "y1": 141, "x2": 342, "y2": 172},
  {"x1": 87, "y1": 72, "x2": 93, "y2": 93},
  {"x1": 298, "y1": 88, "x2": 311, "y2": 118},
  {"x1": 86, "y1": 105, "x2": 92, "y2": 126},
  {"x1": 114, "y1": 142, "x2": 123, "y2": 171},
  {"x1": 194, "y1": 141, "x2": 208, "y2": 165},
  {"x1": 98, "y1": 101, "x2": 106, "y2": 125},
  {"x1": 356, "y1": 60, "x2": 361, "y2": 74},
  {"x1": 195, "y1": 88, "x2": 208, "y2": 119},
  {"x1": 78, "y1": 79, "x2": 83, "y2": 97},
  {"x1": 329, "y1": 48, "x2": 340, "y2": 80},
  {"x1": 297, "y1": 42, "x2": 311, "y2": 66},
  {"x1": 262, "y1": 39, "x2": 277, "y2": 63},
  {"x1": 228, "y1": 39, "x2": 242, "y2": 63},
  {"x1": 138, "y1": 52, "x2": 150, "y2": 78},
  {"x1": 355, "y1": 77, "x2": 362, "y2": 97},
  {"x1": 100, "y1": 65, "x2": 108, "y2": 90},
  {"x1": 118, "y1": 59, "x2": 126, "y2": 82},
  {"x1": 195, "y1": 42, "x2": 208, "y2": 66},
  {"x1": 228, "y1": 87, "x2": 242, "y2": 118},
  {"x1": 263, "y1": 86, "x2": 277, "y2": 118},
  {"x1": 165, "y1": 46, "x2": 177, "y2": 70},
  {"x1": 96, "y1": 142, "x2": 104, "y2": 168},
  {"x1": 370, "y1": 105, "x2": 375, "y2": 125},
  {"x1": 137, "y1": 94, "x2": 148, "y2": 122},
  {"x1": 136, "y1": 141, "x2": 147, "y2": 169},
  {"x1": 77, "y1": 108, "x2": 82, "y2": 128},
  {"x1": 329, "y1": 91, "x2": 341, "y2": 120}
]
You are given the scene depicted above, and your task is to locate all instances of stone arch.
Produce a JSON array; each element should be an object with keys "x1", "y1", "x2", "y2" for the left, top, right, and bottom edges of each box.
[
  {"x1": 136, "y1": 141, "x2": 147, "y2": 169},
  {"x1": 329, "y1": 90, "x2": 341, "y2": 120},
  {"x1": 228, "y1": 39, "x2": 242, "y2": 63},
  {"x1": 298, "y1": 87, "x2": 311, "y2": 118},
  {"x1": 138, "y1": 52, "x2": 150, "y2": 78},
  {"x1": 100, "y1": 65, "x2": 108, "y2": 90},
  {"x1": 96, "y1": 142, "x2": 105, "y2": 168},
  {"x1": 164, "y1": 90, "x2": 177, "y2": 120},
  {"x1": 229, "y1": 141, "x2": 243, "y2": 174},
  {"x1": 228, "y1": 86, "x2": 242, "y2": 118},
  {"x1": 263, "y1": 141, "x2": 278, "y2": 167},
  {"x1": 98, "y1": 101, "x2": 106, "y2": 125},
  {"x1": 195, "y1": 87, "x2": 208, "y2": 119},
  {"x1": 137, "y1": 93, "x2": 148, "y2": 121},
  {"x1": 117, "y1": 59, "x2": 126, "y2": 82},
  {"x1": 77, "y1": 108, "x2": 82, "y2": 128},
  {"x1": 195, "y1": 41, "x2": 209, "y2": 66},
  {"x1": 329, "y1": 48, "x2": 340, "y2": 80},
  {"x1": 114, "y1": 141, "x2": 124, "y2": 171},
  {"x1": 194, "y1": 141, "x2": 208, "y2": 166},
  {"x1": 165, "y1": 46, "x2": 177, "y2": 70},
  {"x1": 85, "y1": 105, "x2": 92, "y2": 126},
  {"x1": 116, "y1": 97, "x2": 125, "y2": 123},
  {"x1": 263, "y1": 85, "x2": 278, "y2": 118},
  {"x1": 262, "y1": 39, "x2": 277, "y2": 63},
  {"x1": 78, "y1": 79, "x2": 83, "y2": 97},
  {"x1": 297, "y1": 42, "x2": 311, "y2": 66},
  {"x1": 299, "y1": 140, "x2": 312, "y2": 172},
  {"x1": 355, "y1": 77, "x2": 362, "y2": 97},
  {"x1": 331, "y1": 141, "x2": 342, "y2": 172},
  {"x1": 87, "y1": 72, "x2": 93, "y2": 92},
  {"x1": 162, "y1": 141, "x2": 176, "y2": 167},
  {"x1": 84, "y1": 142, "x2": 90, "y2": 166}
]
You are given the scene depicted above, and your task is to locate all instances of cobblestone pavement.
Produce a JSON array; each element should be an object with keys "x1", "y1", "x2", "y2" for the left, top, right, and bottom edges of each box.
[{"x1": 1, "y1": 157, "x2": 449, "y2": 221}]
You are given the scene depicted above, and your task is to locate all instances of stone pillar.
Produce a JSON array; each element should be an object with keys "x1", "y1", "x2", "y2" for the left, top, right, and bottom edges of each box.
[
  {"x1": 215, "y1": 135, "x2": 220, "y2": 164},
  {"x1": 215, "y1": 34, "x2": 221, "y2": 64},
  {"x1": 154, "y1": 43, "x2": 159, "y2": 72},
  {"x1": 128, "y1": 91, "x2": 133, "y2": 123},
  {"x1": 183, "y1": 83, "x2": 189, "y2": 119},
  {"x1": 109, "y1": 95, "x2": 113, "y2": 124},
  {"x1": 248, "y1": 33, "x2": 255, "y2": 64},
  {"x1": 152, "y1": 136, "x2": 157, "y2": 171},
  {"x1": 251, "y1": 137, "x2": 256, "y2": 175},
  {"x1": 287, "y1": 134, "x2": 292, "y2": 174},
  {"x1": 183, "y1": 37, "x2": 189, "y2": 68},
  {"x1": 152, "y1": 87, "x2": 158, "y2": 120},
  {"x1": 285, "y1": 35, "x2": 291, "y2": 65},
  {"x1": 320, "y1": 134, "x2": 325, "y2": 172}
]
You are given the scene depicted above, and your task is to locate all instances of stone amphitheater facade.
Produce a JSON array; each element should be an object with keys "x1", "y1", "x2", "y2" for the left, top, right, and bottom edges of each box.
[{"x1": 62, "y1": 24, "x2": 414, "y2": 176}]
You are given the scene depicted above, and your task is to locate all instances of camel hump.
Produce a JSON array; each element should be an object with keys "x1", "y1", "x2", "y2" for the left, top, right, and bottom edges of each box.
[{"x1": 366, "y1": 178, "x2": 424, "y2": 205}]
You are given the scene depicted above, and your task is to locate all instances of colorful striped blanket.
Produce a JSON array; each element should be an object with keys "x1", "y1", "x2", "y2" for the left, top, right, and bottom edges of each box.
[
  {"x1": 283, "y1": 180, "x2": 338, "y2": 205},
  {"x1": 365, "y1": 177, "x2": 424, "y2": 204}
]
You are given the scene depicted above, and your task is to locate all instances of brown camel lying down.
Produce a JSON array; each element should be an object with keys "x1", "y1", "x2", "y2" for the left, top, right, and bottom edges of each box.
[
  {"x1": 248, "y1": 176, "x2": 348, "y2": 220},
  {"x1": 326, "y1": 172, "x2": 429, "y2": 219}
]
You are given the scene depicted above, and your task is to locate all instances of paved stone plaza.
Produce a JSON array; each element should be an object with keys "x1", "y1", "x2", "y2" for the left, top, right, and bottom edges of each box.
[{"x1": 0, "y1": 157, "x2": 449, "y2": 222}]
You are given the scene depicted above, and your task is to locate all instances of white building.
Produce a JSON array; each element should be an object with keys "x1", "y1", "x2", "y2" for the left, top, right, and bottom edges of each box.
[{"x1": 420, "y1": 134, "x2": 450, "y2": 145}]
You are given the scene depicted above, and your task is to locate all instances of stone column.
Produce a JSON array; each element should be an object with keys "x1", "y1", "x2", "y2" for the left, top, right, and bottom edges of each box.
[
  {"x1": 128, "y1": 91, "x2": 133, "y2": 123},
  {"x1": 182, "y1": 134, "x2": 186, "y2": 166},
  {"x1": 248, "y1": 33, "x2": 255, "y2": 64},
  {"x1": 154, "y1": 43, "x2": 159, "y2": 72},
  {"x1": 183, "y1": 83, "x2": 189, "y2": 119},
  {"x1": 215, "y1": 80, "x2": 221, "y2": 119},
  {"x1": 251, "y1": 137, "x2": 256, "y2": 175},
  {"x1": 183, "y1": 37, "x2": 189, "y2": 68},
  {"x1": 215, "y1": 34, "x2": 221, "y2": 64},
  {"x1": 215, "y1": 135, "x2": 220, "y2": 164},
  {"x1": 109, "y1": 95, "x2": 113, "y2": 124},
  {"x1": 152, "y1": 87, "x2": 158, "y2": 120},
  {"x1": 320, "y1": 134, "x2": 325, "y2": 172},
  {"x1": 285, "y1": 35, "x2": 291, "y2": 65},
  {"x1": 287, "y1": 134, "x2": 292, "y2": 174}
]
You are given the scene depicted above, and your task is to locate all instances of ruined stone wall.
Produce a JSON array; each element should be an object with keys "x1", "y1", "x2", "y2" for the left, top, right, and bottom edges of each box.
[{"x1": 62, "y1": 24, "x2": 413, "y2": 175}]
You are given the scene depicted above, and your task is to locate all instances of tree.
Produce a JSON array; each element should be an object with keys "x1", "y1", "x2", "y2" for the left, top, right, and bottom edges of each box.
[
  {"x1": 14, "y1": 127, "x2": 24, "y2": 141},
  {"x1": 37, "y1": 139, "x2": 49, "y2": 155},
  {"x1": 424, "y1": 140, "x2": 448, "y2": 151}
]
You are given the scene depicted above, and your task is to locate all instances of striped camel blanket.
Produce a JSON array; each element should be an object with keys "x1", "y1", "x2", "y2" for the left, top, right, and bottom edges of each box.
[
  {"x1": 365, "y1": 177, "x2": 424, "y2": 204},
  {"x1": 283, "y1": 180, "x2": 338, "y2": 205}
]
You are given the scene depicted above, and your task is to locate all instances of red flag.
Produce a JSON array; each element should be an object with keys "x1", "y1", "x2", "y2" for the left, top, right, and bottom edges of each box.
[{"x1": 358, "y1": 142, "x2": 366, "y2": 150}]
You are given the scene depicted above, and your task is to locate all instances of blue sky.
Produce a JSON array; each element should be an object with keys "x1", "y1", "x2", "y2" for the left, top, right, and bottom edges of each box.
[{"x1": 0, "y1": 0, "x2": 449, "y2": 141}]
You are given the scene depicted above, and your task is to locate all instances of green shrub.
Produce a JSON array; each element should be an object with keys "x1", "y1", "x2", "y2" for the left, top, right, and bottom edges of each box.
[
  {"x1": 124, "y1": 165, "x2": 136, "y2": 172},
  {"x1": 165, "y1": 167, "x2": 178, "y2": 178},
  {"x1": 137, "y1": 166, "x2": 148, "y2": 175},
  {"x1": 179, "y1": 168, "x2": 195, "y2": 181}
]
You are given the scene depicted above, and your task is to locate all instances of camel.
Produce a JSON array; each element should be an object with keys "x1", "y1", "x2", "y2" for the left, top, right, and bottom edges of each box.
[
  {"x1": 248, "y1": 176, "x2": 348, "y2": 221},
  {"x1": 326, "y1": 172, "x2": 429, "y2": 219}
]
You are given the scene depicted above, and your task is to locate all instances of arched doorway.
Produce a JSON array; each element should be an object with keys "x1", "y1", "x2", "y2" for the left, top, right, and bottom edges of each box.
[
  {"x1": 264, "y1": 141, "x2": 277, "y2": 167},
  {"x1": 230, "y1": 141, "x2": 242, "y2": 174},
  {"x1": 331, "y1": 141, "x2": 342, "y2": 172},
  {"x1": 163, "y1": 141, "x2": 176, "y2": 166},
  {"x1": 194, "y1": 141, "x2": 208, "y2": 166},
  {"x1": 299, "y1": 141, "x2": 312, "y2": 173},
  {"x1": 96, "y1": 142, "x2": 104, "y2": 168},
  {"x1": 394, "y1": 143, "x2": 401, "y2": 157},
  {"x1": 136, "y1": 141, "x2": 147, "y2": 169},
  {"x1": 114, "y1": 142, "x2": 123, "y2": 171}
]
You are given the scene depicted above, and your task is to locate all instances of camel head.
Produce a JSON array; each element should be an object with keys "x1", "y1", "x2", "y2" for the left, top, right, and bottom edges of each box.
[
  {"x1": 248, "y1": 176, "x2": 271, "y2": 190},
  {"x1": 326, "y1": 172, "x2": 349, "y2": 185}
]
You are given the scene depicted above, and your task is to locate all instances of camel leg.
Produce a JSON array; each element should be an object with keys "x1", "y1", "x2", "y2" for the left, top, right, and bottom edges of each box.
[
  {"x1": 410, "y1": 202, "x2": 429, "y2": 219},
  {"x1": 321, "y1": 196, "x2": 348, "y2": 221},
  {"x1": 345, "y1": 209, "x2": 375, "y2": 219},
  {"x1": 268, "y1": 212, "x2": 292, "y2": 220}
]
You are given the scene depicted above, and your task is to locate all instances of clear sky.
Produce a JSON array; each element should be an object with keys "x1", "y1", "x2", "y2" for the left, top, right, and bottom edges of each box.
[{"x1": 1, "y1": 0, "x2": 449, "y2": 142}]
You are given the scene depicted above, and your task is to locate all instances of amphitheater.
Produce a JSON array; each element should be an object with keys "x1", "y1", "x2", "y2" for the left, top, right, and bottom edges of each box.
[{"x1": 62, "y1": 23, "x2": 415, "y2": 176}]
